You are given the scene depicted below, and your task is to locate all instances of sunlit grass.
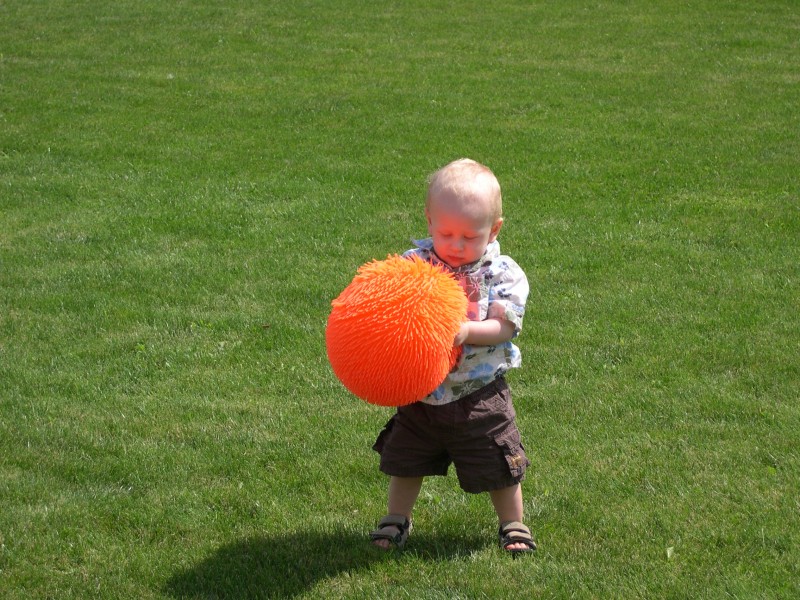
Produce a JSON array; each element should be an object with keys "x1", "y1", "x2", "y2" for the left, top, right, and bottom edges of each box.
[{"x1": 1, "y1": 0, "x2": 798, "y2": 598}]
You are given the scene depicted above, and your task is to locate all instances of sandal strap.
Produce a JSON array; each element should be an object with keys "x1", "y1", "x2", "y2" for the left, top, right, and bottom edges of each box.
[
  {"x1": 499, "y1": 521, "x2": 537, "y2": 551},
  {"x1": 370, "y1": 514, "x2": 412, "y2": 547},
  {"x1": 500, "y1": 521, "x2": 531, "y2": 537},
  {"x1": 377, "y1": 514, "x2": 410, "y2": 530}
]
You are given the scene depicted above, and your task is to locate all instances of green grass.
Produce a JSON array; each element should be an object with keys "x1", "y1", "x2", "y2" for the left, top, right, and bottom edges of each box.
[{"x1": 1, "y1": 0, "x2": 798, "y2": 597}]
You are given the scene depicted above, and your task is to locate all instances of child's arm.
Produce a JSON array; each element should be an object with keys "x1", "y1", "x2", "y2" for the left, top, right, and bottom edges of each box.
[{"x1": 454, "y1": 318, "x2": 516, "y2": 347}]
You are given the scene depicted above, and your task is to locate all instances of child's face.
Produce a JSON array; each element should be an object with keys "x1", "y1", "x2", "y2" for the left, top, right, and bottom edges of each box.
[{"x1": 426, "y1": 192, "x2": 502, "y2": 268}]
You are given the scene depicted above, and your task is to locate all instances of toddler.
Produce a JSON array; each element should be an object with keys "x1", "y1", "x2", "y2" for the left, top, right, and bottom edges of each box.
[{"x1": 370, "y1": 158, "x2": 536, "y2": 555}]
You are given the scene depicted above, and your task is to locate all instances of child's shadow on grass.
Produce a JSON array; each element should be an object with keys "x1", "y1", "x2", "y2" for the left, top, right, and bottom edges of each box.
[{"x1": 164, "y1": 528, "x2": 487, "y2": 599}]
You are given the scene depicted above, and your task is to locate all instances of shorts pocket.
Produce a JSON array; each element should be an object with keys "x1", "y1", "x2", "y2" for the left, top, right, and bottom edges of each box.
[
  {"x1": 496, "y1": 434, "x2": 530, "y2": 479},
  {"x1": 372, "y1": 417, "x2": 395, "y2": 454}
]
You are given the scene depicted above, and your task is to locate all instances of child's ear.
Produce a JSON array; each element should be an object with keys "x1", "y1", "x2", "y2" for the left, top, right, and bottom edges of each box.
[{"x1": 488, "y1": 218, "x2": 504, "y2": 242}]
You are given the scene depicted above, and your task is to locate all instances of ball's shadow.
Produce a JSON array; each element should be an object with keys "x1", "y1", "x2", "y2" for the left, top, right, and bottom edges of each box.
[{"x1": 164, "y1": 528, "x2": 488, "y2": 599}]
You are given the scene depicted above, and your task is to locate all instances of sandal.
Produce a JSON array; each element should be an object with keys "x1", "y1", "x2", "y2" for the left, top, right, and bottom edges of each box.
[
  {"x1": 370, "y1": 514, "x2": 413, "y2": 549},
  {"x1": 499, "y1": 521, "x2": 537, "y2": 555}
]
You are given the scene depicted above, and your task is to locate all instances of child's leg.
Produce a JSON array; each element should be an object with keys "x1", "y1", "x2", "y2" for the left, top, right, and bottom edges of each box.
[
  {"x1": 489, "y1": 483, "x2": 523, "y2": 522},
  {"x1": 373, "y1": 475, "x2": 423, "y2": 549},
  {"x1": 388, "y1": 475, "x2": 424, "y2": 516},
  {"x1": 489, "y1": 484, "x2": 530, "y2": 552}
]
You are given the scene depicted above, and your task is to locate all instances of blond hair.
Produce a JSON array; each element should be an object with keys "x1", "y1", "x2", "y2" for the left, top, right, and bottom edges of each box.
[{"x1": 426, "y1": 158, "x2": 502, "y2": 222}]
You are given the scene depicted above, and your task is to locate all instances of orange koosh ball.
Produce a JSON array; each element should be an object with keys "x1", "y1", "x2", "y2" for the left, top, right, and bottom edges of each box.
[{"x1": 326, "y1": 254, "x2": 468, "y2": 407}]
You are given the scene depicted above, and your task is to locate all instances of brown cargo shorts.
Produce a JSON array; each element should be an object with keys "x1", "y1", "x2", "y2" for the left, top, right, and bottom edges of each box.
[{"x1": 372, "y1": 377, "x2": 530, "y2": 494}]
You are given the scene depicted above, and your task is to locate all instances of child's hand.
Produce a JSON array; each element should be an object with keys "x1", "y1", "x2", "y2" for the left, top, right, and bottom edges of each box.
[{"x1": 453, "y1": 322, "x2": 470, "y2": 347}]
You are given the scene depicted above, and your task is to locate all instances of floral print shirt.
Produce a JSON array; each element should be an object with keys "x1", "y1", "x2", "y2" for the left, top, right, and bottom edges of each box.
[{"x1": 404, "y1": 238, "x2": 529, "y2": 405}]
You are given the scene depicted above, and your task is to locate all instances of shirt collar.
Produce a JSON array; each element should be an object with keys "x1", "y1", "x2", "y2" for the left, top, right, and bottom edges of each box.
[{"x1": 411, "y1": 238, "x2": 500, "y2": 274}]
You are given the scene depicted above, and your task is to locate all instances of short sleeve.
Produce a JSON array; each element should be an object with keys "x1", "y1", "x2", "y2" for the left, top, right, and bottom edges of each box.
[{"x1": 486, "y1": 258, "x2": 529, "y2": 335}]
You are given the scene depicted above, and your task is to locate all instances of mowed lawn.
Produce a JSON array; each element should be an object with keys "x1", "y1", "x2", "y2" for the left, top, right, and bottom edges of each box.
[{"x1": 1, "y1": 1, "x2": 798, "y2": 598}]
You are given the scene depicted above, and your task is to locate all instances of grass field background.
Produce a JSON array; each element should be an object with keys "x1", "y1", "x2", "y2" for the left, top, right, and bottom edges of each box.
[{"x1": 1, "y1": 1, "x2": 798, "y2": 598}]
